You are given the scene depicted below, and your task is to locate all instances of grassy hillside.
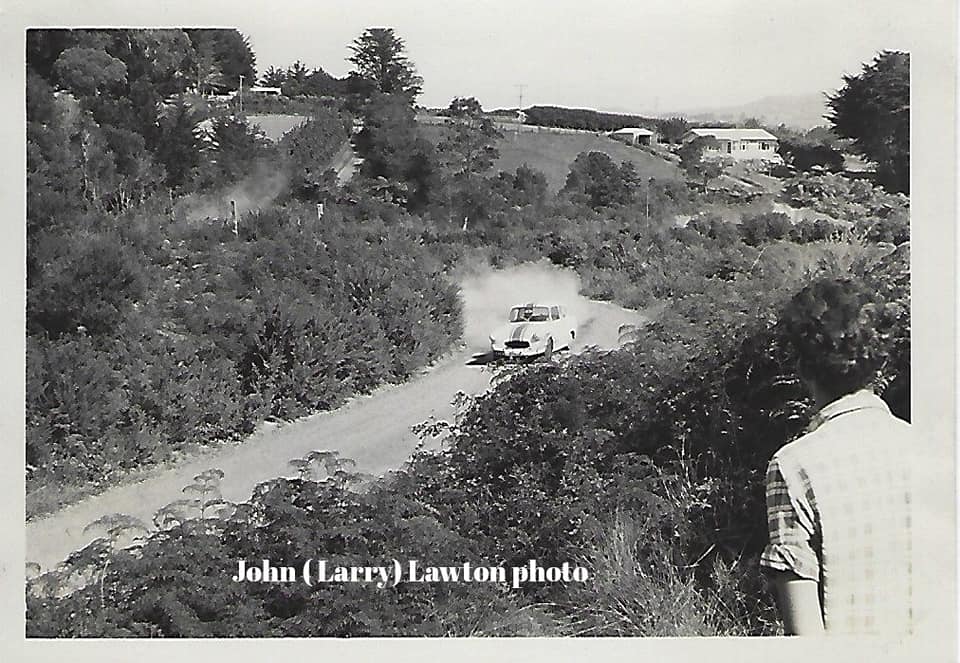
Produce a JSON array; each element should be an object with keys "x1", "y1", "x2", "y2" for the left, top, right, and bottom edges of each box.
[
  {"x1": 495, "y1": 132, "x2": 680, "y2": 191},
  {"x1": 420, "y1": 124, "x2": 681, "y2": 191}
]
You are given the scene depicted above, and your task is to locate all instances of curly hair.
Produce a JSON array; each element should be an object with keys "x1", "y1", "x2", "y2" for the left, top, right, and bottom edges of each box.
[{"x1": 781, "y1": 278, "x2": 896, "y2": 400}]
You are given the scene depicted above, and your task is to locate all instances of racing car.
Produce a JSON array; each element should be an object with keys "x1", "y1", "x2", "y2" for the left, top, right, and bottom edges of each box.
[{"x1": 489, "y1": 303, "x2": 577, "y2": 359}]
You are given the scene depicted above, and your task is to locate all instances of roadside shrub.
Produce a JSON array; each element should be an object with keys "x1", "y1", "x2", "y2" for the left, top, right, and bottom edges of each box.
[
  {"x1": 739, "y1": 212, "x2": 792, "y2": 246},
  {"x1": 28, "y1": 228, "x2": 147, "y2": 338}
]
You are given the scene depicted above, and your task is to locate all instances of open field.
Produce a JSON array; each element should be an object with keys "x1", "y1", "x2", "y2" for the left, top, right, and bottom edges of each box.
[
  {"x1": 246, "y1": 113, "x2": 309, "y2": 142},
  {"x1": 419, "y1": 123, "x2": 681, "y2": 191}
]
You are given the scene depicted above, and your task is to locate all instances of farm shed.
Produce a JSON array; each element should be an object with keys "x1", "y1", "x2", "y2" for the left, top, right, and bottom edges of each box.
[{"x1": 609, "y1": 127, "x2": 658, "y2": 146}]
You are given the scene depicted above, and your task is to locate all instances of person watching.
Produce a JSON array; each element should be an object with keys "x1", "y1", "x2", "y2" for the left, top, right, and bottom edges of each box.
[{"x1": 761, "y1": 278, "x2": 914, "y2": 636}]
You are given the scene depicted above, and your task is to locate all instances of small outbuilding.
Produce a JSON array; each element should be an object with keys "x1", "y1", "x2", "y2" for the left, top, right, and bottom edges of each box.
[{"x1": 608, "y1": 127, "x2": 658, "y2": 146}]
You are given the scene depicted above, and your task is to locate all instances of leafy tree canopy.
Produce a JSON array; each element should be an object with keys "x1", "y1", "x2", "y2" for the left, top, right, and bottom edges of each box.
[
  {"x1": 185, "y1": 29, "x2": 257, "y2": 91},
  {"x1": 53, "y1": 47, "x2": 128, "y2": 97},
  {"x1": 678, "y1": 137, "x2": 722, "y2": 188},
  {"x1": 447, "y1": 96, "x2": 483, "y2": 118},
  {"x1": 355, "y1": 93, "x2": 436, "y2": 210},
  {"x1": 827, "y1": 51, "x2": 909, "y2": 193},
  {"x1": 561, "y1": 151, "x2": 639, "y2": 209},
  {"x1": 348, "y1": 28, "x2": 423, "y2": 102}
]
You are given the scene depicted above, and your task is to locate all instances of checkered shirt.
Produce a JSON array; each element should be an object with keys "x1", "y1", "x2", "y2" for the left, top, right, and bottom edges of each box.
[{"x1": 760, "y1": 389, "x2": 915, "y2": 635}]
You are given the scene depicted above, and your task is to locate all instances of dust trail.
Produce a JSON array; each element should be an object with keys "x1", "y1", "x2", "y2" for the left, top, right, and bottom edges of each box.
[
  {"x1": 174, "y1": 162, "x2": 288, "y2": 223},
  {"x1": 457, "y1": 260, "x2": 601, "y2": 351}
]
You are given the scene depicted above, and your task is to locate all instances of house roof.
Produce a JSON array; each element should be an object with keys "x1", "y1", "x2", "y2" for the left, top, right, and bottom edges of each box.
[
  {"x1": 687, "y1": 128, "x2": 778, "y2": 141},
  {"x1": 611, "y1": 127, "x2": 655, "y2": 136}
]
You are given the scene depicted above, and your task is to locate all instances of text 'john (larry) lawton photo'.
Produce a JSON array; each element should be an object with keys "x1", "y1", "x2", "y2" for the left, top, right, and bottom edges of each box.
[{"x1": 22, "y1": 1, "x2": 940, "y2": 642}]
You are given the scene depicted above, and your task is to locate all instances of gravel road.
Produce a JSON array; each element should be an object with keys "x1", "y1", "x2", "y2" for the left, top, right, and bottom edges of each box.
[{"x1": 26, "y1": 264, "x2": 647, "y2": 572}]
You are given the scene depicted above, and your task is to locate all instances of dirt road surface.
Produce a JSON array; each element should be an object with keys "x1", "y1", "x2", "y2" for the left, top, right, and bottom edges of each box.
[{"x1": 26, "y1": 264, "x2": 647, "y2": 572}]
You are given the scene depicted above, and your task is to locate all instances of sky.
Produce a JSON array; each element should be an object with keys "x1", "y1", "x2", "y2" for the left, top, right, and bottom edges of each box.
[
  {"x1": 11, "y1": 0, "x2": 937, "y2": 114},
  {"x1": 227, "y1": 0, "x2": 927, "y2": 114}
]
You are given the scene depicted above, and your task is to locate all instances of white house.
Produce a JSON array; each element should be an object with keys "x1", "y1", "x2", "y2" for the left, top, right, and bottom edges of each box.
[
  {"x1": 682, "y1": 128, "x2": 781, "y2": 162},
  {"x1": 609, "y1": 127, "x2": 657, "y2": 146}
]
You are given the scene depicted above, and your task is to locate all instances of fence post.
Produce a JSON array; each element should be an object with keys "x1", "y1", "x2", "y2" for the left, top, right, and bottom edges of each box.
[{"x1": 230, "y1": 200, "x2": 238, "y2": 236}]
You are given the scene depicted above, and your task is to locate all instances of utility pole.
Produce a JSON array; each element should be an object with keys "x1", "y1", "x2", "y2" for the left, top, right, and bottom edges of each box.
[
  {"x1": 514, "y1": 83, "x2": 526, "y2": 138},
  {"x1": 239, "y1": 75, "x2": 244, "y2": 114},
  {"x1": 645, "y1": 177, "x2": 655, "y2": 219},
  {"x1": 230, "y1": 200, "x2": 238, "y2": 236}
]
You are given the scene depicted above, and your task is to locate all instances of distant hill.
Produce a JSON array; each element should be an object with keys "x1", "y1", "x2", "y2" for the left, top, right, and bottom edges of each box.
[
  {"x1": 419, "y1": 123, "x2": 681, "y2": 192},
  {"x1": 668, "y1": 93, "x2": 830, "y2": 130}
]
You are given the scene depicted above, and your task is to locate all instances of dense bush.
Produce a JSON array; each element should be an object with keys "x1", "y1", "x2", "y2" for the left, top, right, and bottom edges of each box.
[
  {"x1": 739, "y1": 212, "x2": 792, "y2": 246},
  {"x1": 27, "y1": 233, "x2": 909, "y2": 637},
  {"x1": 781, "y1": 172, "x2": 909, "y2": 244},
  {"x1": 27, "y1": 205, "x2": 462, "y2": 499},
  {"x1": 776, "y1": 137, "x2": 844, "y2": 172}
]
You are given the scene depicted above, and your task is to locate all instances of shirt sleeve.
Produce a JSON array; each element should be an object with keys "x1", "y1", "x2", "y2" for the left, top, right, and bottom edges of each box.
[{"x1": 760, "y1": 454, "x2": 821, "y2": 581}]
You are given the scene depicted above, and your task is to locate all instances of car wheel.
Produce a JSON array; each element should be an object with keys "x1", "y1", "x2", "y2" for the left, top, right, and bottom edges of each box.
[{"x1": 543, "y1": 337, "x2": 554, "y2": 361}]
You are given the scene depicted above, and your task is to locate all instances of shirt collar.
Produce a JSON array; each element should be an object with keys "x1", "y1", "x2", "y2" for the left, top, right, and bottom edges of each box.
[{"x1": 807, "y1": 389, "x2": 890, "y2": 432}]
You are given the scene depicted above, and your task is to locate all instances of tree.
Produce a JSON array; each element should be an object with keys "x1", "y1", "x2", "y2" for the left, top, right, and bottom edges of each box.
[
  {"x1": 53, "y1": 47, "x2": 128, "y2": 97},
  {"x1": 189, "y1": 38, "x2": 224, "y2": 95},
  {"x1": 282, "y1": 60, "x2": 311, "y2": 96},
  {"x1": 348, "y1": 28, "x2": 423, "y2": 102},
  {"x1": 777, "y1": 137, "x2": 844, "y2": 173},
  {"x1": 827, "y1": 51, "x2": 909, "y2": 193},
  {"x1": 494, "y1": 164, "x2": 548, "y2": 209},
  {"x1": 260, "y1": 66, "x2": 286, "y2": 88},
  {"x1": 154, "y1": 98, "x2": 203, "y2": 189},
  {"x1": 302, "y1": 67, "x2": 344, "y2": 97},
  {"x1": 27, "y1": 72, "x2": 84, "y2": 229},
  {"x1": 185, "y1": 29, "x2": 256, "y2": 91},
  {"x1": 435, "y1": 105, "x2": 502, "y2": 227},
  {"x1": 656, "y1": 117, "x2": 691, "y2": 144},
  {"x1": 561, "y1": 152, "x2": 638, "y2": 209},
  {"x1": 27, "y1": 28, "x2": 79, "y2": 79},
  {"x1": 354, "y1": 93, "x2": 437, "y2": 210},
  {"x1": 679, "y1": 137, "x2": 722, "y2": 189},
  {"x1": 197, "y1": 116, "x2": 274, "y2": 190},
  {"x1": 122, "y1": 30, "x2": 196, "y2": 97},
  {"x1": 447, "y1": 96, "x2": 482, "y2": 118}
]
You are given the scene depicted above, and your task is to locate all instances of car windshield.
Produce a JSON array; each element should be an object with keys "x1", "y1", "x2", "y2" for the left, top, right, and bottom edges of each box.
[{"x1": 510, "y1": 306, "x2": 550, "y2": 322}]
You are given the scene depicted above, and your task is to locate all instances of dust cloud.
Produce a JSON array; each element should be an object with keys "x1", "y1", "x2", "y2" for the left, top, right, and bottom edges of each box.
[
  {"x1": 175, "y1": 163, "x2": 288, "y2": 223},
  {"x1": 457, "y1": 260, "x2": 595, "y2": 351}
]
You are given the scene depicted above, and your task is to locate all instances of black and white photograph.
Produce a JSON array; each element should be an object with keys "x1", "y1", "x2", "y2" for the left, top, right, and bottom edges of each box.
[{"x1": 4, "y1": 0, "x2": 957, "y2": 659}]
